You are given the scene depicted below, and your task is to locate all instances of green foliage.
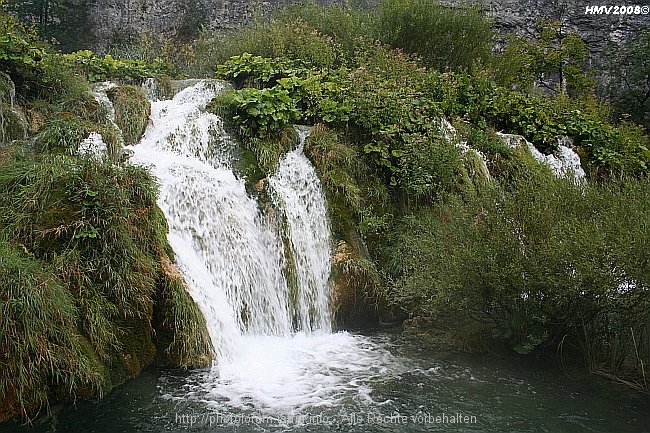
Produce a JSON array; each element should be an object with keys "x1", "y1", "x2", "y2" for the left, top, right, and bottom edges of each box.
[
  {"x1": 306, "y1": 124, "x2": 365, "y2": 215},
  {"x1": 34, "y1": 115, "x2": 93, "y2": 153},
  {"x1": 183, "y1": 14, "x2": 343, "y2": 77},
  {"x1": 216, "y1": 53, "x2": 310, "y2": 89},
  {"x1": 57, "y1": 50, "x2": 173, "y2": 83},
  {"x1": 271, "y1": 1, "x2": 375, "y2": 62},
  {"x1": 389, "y1": 174, "x2": 650, "y2": 373},
  {"x1": 426, "y1": 71, "x2": 650, "y2": 175},
  {"x1": 5, "y1": 0, "x2": 94, "y2": 51},
  {"x1": 176, "y1": 0, "x2": 490, "y2": 76},
  {"x1": 220, "y1": 50, "x2": 463, "y2": 202},
  {"x1": 232, "y1": 86, "x2": 299, "y2": 138},
  {"x1": 492, "y1": 20, "x2": 596, "y2": 96},
  {"x1": 394, "y1": 133, "x2": 462, "y2": 201},
  {"x1": 606, "y1": 30, "x2": 650, "y2": 129},
  {"x1": 0, "y1": 240, "x2": 106, "y2": 420},
  {"x1": 0, "y1": 29, "x2": 42, "y2": 71},
  {"x1": 106, "y1": 85, "x2": 150, "y2": 146},
  {"x1": 376, "y1": 0, "x2": 493, "y2": 72}
]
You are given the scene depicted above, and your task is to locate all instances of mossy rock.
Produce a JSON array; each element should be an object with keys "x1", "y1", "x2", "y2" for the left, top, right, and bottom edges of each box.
[
  {"x1": 206, "y1": 85, "x2": 237, "y2": 132},
  {"x1": 0, "y1": 103, "x2": 28, "y2": 143},
  {"x1": 106, "y1": 85, "x2": 150, "y2": 146},
  {"x1": 331, "y1": 240, "x2": 391, "y2": 328},
  {"x1": 153, "y1": 257, "x2": 212, "y2": 369}
]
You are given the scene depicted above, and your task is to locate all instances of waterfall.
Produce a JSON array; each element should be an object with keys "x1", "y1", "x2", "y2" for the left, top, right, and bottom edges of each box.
[
  {"x1": 129, "y1": 80, "x2": 399, "y2": 416},
  {"x1": 128, "y1": 80, "x2": 332, "y2": 361},
  {"x1": 497, "y1": 132, "x2": 586, "y2": 183},
  {"x1": 78, "y1": 82, "x2": 122, "y2": 159},
  {"x1": 268, "y1": 127, "x2": 332, "y2": 332}
]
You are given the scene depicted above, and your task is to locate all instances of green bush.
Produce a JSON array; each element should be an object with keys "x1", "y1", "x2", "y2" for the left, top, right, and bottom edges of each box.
[
  {"x1": 0, "y1": 239, "x2": 106, "y2": 420},
  {"x1": 185, "y1": 15, "x2": 343, "y2": 76},
  {"x1": 270, "y1": 1, "x2": 376, "y2": 62},
  {"x1": 232, "y1": 86, "x2": 300, "y2": 137},
  {"x1": 376, "y1": 0, "x2": 493, "y2": 72},
  {"x1": 56, "y1": 50, "x2": 173, "y2": 83},
  {"x1": 606, "y1": 30, "x2": 650, "y2": 129},
  {"x1": 388, "y1": 174, "x2": 650, "y2": 379}
]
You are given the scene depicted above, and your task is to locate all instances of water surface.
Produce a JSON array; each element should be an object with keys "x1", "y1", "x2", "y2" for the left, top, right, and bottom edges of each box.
[{"x1": 5, "y1": 330, "x2": 649, "y2": 433}]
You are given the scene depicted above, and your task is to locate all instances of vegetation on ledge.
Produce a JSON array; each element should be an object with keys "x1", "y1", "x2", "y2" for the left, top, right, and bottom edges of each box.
[
  {"x1": 0, "y1": 7, "x2": 210, "y2": 423},
  {"x1": 1, "y1": 0, "x2": 649, "y2": 423}
]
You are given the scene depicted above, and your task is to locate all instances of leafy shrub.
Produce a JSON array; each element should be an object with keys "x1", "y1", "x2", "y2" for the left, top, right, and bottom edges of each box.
[
  {"x1": 492, "y1": 20, "x2": 596, "y2": 96},
  {"x1": 606, "y1": 30, "x2": 650, "y2": 129},
  {"x1": 216, "y1": 53, "x2": 310, "y2": 89},
  {"x1": 231, "y1": 86, "x2": 300, "y2": 137},
  {"x1": 185, "y1": 15, "x2": 343, "y2": 76},
  {"x1": 270, "y1": 1, "x2": 376, "y2": 62},
  {"x1": 57, "y1": 50, "x2": 173, "y2": 83}
]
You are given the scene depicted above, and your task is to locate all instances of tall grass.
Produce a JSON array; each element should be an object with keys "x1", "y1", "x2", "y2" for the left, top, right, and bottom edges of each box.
[
  {"x1": 107, "y1": 85, "x2": 150, "y2": 146},
  {"x1": 376, "y1": 0, "x2": 494, "y2": 72},
  {"x1": 155, "y1": 257, "x2": 213, "y2": 368},
  {"x1": 0, "y1": 148, "x2": 212, "y2": 420},
  {"x1": 0, "y1": 239, "x2": 105, "y2": 421},
  {"x1": 162, "y1": 0, "x2": 493, "y2": 77}
]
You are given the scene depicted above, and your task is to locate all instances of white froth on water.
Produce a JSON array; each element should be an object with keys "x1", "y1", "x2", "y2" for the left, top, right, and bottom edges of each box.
[
  {"x1": 167, "y1": 332, "x2": 402, "y2": 415},
  {"x1": 497, "y1": 132, "x2": 586, "y2": 184},
  {"x1": 78, "y1": 131, "x2": 107, "y2": 158}
]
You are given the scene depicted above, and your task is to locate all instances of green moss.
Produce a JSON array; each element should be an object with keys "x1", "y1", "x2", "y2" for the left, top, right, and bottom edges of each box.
[
  {"x1": 206, "y1": 86, "x2": 237, "y2": 129},
  {"x1": 331, "y1": 240, "x2": 390, "y2": 328},
  {"x1": 60, "y1": 91, "x2": 107, "y2": 124},
  {"x1": 462, "y1": 148, "x2": 491, "y2": 193},
  {"x1": 0, "y1": 104, "x2": 27, "y2": 143},
  {"x1": 106, "y1": 85, "x2": 151, "y2": 146},
  {"x1": 154, "y1": 257, "x2": 212, "y2": 368}
]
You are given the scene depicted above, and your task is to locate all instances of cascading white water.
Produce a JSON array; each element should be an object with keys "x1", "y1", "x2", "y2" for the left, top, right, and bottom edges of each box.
[
  {"x1": 128, "y1": 80, "x2": 300, "y2": 360},
  {"x1": 268, "y1": 127, "x2": 332, "y2": 332},
  {"x1": 129, "y1": 80, "x2": 400, "y2": 417},
  {"x1": 497, "y1": 132, "x2": 587, "y2": 183}
]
